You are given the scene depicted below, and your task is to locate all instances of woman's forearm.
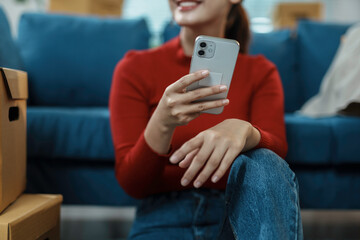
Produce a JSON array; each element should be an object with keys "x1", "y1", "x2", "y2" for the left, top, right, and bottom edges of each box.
[{"x1": 144, "y1": 112, "x2": 176, "y2": 155}]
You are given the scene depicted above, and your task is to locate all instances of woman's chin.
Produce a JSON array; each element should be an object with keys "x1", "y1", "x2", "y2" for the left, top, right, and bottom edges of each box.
[{"x1": 173, "y1": 14, "x2": 202, "y2": 27}]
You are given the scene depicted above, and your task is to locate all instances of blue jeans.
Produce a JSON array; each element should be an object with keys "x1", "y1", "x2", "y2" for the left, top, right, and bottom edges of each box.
[{"x1": 128, "y1": 149, "x2": 303, "y2": 240}]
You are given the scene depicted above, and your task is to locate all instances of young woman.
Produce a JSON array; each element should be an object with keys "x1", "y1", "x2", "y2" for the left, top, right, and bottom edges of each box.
[{"x1": 109, "y1": 0, "x2": 303, "y2": 239}]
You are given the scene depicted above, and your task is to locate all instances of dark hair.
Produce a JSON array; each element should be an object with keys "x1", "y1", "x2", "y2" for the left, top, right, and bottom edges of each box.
[{"x1": 225, "y1": 2, "x2": 251, "y2": 54}]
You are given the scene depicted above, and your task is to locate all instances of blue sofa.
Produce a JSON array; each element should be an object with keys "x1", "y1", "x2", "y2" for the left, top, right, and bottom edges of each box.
[{"x1": 1, "y1": 7, "x2": 359, "y2": 208}]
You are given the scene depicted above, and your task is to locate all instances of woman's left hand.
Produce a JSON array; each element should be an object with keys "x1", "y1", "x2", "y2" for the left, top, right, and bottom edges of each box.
[{"x1": 169, "y1": 119, "x2": 261, "y2": 188}]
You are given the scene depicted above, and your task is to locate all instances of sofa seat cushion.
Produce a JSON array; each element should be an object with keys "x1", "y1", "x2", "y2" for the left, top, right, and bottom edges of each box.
[
  {"x1": 331, "y1": 116, "x2": 360, "y2": 164},
  {"x1": 285, "y1": 114, "x2": 360, "y2": 165},
  {"x1": 18, "y1": 13, "x2": 150, "y2": 106},
  {"x1": 27, "y1": 107, "x2": 114, "y2": 161},
  {"x1": 26, "y1": 158, "x2": 137, "y2": 206}
]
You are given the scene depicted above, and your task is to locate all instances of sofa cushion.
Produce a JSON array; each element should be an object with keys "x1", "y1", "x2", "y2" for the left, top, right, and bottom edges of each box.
[
  {"x1": 26, "y1": 159, "x2": 138, "y2": 206},
  {"x1": 285, "y1": 114, "x2": 360, "y2": 165},
  {"x1": 250, "y1": 30, "x2": 300, "y2": 113},
  {"x1": 285, "y1": 114, "x2": 334, "y2": 165},
  {"x1": 162, "y1": 22, "x2": 180, "y2": 42},
  {"x1": 0, "y1": 7, "x2": 23, "y2": 70},
  {"x1": 294, "y1": 167, "x2": 360, "y2": 208},
  {"x1": 27, "y1": 107, "x2": 114, "y2": 160},
  {"x1": 18, "y1": 13, "x2": 150, "y2": 106},
  {"x1": 297, "y1": 20, "x2": 352, "y2": 104},
  {"x1": 331, "y1": 116, "x2": 360, "y2": 164}
]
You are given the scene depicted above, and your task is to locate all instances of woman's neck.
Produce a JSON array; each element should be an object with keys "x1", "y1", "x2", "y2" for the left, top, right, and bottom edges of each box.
[{"x1": 179, "y1": 19, "x2": 227, "y2": 57}]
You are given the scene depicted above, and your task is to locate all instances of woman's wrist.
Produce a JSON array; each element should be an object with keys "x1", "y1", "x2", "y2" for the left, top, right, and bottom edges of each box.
[
  {"x1": 151, "y1": 108, "x2": 176, "y2": 133},
  {"x1": 246, "y1": 125, "x2": 261, "y2": 150},
  {"x1": 223, "y1": 118, "x2": 261, "y2": 151},
  {"x1": 144, "y1": 111, "x2": 176, "y2": 155}
]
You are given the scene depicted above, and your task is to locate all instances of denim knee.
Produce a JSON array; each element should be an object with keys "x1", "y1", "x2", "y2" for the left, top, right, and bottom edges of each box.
[
  {"x1": 222, "y1": 148, "x2": 302, "y2": 240},
  {"x1": 226, "y1": 148, "x2": 296, "y2": 196}
]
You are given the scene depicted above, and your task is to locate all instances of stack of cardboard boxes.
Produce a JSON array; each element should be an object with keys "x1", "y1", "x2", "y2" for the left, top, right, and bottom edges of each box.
[
  {"x1": 0, "y1": 68, "x2": 63, "y2": 240},
  {"x1": 49, "y1": 0, "x2": 124, "y2": 16},
  {"x1": 273, "y1": 2, "x2": 323, "y2": 29}
]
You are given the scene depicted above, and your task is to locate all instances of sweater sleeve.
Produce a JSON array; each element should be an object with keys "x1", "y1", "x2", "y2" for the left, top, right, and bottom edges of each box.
[
  {"x1": 250, "y1": 57, "x2": 288, "y2": 159},
  {"x1": 109, "y1": 51, "x2": 169, "y2": 199}
]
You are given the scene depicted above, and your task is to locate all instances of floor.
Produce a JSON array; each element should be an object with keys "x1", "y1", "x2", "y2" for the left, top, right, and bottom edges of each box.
[{"x1": 60, "y1": 206, "x2": 360, "y2": 240}]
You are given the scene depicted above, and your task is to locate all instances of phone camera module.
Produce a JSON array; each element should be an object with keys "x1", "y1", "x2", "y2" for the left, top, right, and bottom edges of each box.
[
  {"x1": 200, "y1": 42, "x2": 207, "y2": 48},
  {"x1": 198, "y1": 50, "x2": 205, "y2": 56}
]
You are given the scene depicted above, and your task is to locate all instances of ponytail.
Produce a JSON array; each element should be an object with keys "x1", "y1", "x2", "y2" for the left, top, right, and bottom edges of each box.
[{"x1": 225, "y1": 2, "x2": 251, "y2": 54}]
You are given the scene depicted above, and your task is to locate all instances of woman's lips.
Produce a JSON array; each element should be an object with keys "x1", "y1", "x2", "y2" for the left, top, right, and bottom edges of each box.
[{"x1": 176, "y1": 0, "x2": 202, "y2": 11}]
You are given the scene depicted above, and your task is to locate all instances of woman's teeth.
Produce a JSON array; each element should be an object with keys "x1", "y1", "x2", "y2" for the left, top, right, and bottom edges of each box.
[{"x1": 179, "y1": 2, "x2": 197, "y2": 7}]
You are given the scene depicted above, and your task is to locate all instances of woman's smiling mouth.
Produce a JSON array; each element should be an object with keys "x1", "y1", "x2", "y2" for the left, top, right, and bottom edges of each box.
[{"x1": 175, "y1": 0, "x2": 203, "y2": 11}]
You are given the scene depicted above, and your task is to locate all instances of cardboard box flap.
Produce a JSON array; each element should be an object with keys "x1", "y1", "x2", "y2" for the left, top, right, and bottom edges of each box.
[
  {"x1": 0, "y1": 194, "x2": 63, "y2": 240},
  {"x1": 0, "y1": 223, "x2": 9, "y2": 240},
  {"x1": 0, "y1": 68, "x2": 28, "y2": 100}
]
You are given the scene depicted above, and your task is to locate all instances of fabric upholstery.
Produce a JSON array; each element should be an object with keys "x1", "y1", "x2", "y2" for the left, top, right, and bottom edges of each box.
[
  {"x1": 26, "y1": 158, "x2": 138, "y2": 206},
  {"x1": 0, "y1": 6, "x2": 23, "y2": 69},
  {"x1": 250, "y1": 30, "x2": 300, "y2": 112},
  {"x1": 162, "y1": 22, "x2": 180, "y2": 42},
  {"x1": 285, "y1": 114, "x2": 334, "y2": 165},
  {"x1": 295, "y1": 167, "x2": 360, "y2": 209},
  {"x1": 297, "y1": 20, "x2": 351, "y2": 103},
  {"x1": 18, "y1": 13, "x2": 150, "y2": 106},
  {"x1": 27, "y1": 107, "x2": 114, "y2": 160},
  {"x1": 286, "y1": 114, "x2": 360, "y2": 165},
  {"x1": 331, "y1": 116, "x2": 360, "y2": 164}
]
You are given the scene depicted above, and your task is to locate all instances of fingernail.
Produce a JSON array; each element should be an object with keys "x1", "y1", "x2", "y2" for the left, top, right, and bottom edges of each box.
[
  {"x1": 201, "y1": 70, "x2": 209, "y2": 76},
  {"x1": 181, "y1": 178, "x2": 189, "y2": 186},
  {"x1": 194, "y1": 181, "x2": 202, "y2": 188},
  {"x1": 222, "y1": 99, "x2": 229, "y2": 105},
  {"x1": 212, "y1": 176, "x2": 218, "y2": 183},
  {"x1": 169, "y1": 155, "x2": 178, "y2": 163},
  {"x1": 219, "y1": 85, "x2": 227, "y2": 91}
]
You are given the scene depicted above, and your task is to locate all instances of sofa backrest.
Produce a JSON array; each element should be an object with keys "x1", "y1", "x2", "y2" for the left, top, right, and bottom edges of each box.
[
  {"x1": 17, "y1": 13, "x2": 150, "y2": 106},
  {"x1": 0, "y1": 6, "x2": 23, "y2": 70},
  {"x1": 250, "y1": 30, "x2": 301, "y2": 112},
  {"x1": 296, "y1": 20, "x2": 351, "y2": 104}
]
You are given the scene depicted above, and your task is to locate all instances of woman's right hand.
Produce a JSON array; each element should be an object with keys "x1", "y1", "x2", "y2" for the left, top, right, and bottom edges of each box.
[
  {"x1": 154, "y1": 70, "x2": 229, "y2": 130},
  {"x1": 144, "y1": 70, "x2": 229, "y2": 154}
]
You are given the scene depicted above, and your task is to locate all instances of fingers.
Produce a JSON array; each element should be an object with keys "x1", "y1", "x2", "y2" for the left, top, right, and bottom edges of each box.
[
  {"x1": 174, "y1": 138, "x2": 245, "y2": 188},
  {"x1": 211, "y1": 141, "x2": 245, "y2": 184},
  {"x1": 183, "y1": 84, "x2": 227, "y2": 103},
  {"x1": 169, "y1": 135, "x2": 203, "y2": 164},
  {"x1": 178, "y1": 148, "x2": 199, "y2": 168},
  {"x1": 160, "y1": 70, "x2": 229, "y2": 128},
  {"x1": 192, "y1": 142, "x2": 228, "y2": 187},
  {"x1": 180, "y1": 139, "x2": 215, "y2": 187},
  {"x1": 168, "y1": 70, "x2": 209, "y2": 93},
  {"x1": 183, "y1": 98, "x2": 229, "y2": 114},
  {"x1": 167, "y1": 98, "x2": 229, "y2": 120}
]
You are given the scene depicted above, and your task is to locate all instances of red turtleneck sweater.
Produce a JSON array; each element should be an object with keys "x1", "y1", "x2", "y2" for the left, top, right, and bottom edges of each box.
[{"x1": 109, "y1": 37, "x2": 287, "y2": 199}]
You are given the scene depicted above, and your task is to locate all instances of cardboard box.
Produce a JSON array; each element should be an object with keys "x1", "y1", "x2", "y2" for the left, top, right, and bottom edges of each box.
[
  {"x1": 0, "y1": 194, "x2": 63, "y2": 240},
  {"x1": 0, "y1": 68, "x2": 28, "y2": 214},
  {"x1": 273, "y1": 2, "x2": 323, "y2": 29},
  {"x1": 49, "y1": 0, "x2": 124, "y2": 16}
]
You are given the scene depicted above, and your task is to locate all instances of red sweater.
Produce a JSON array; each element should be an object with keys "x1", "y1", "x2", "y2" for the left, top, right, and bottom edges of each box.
[{"x1": 109, "y1": 37, "x2": 287, "y2": 199}]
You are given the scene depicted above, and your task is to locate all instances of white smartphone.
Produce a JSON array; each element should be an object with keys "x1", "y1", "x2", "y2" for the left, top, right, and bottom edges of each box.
[{"x1": 188, "y1": 35, "x2": 240, "y2": 114}]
